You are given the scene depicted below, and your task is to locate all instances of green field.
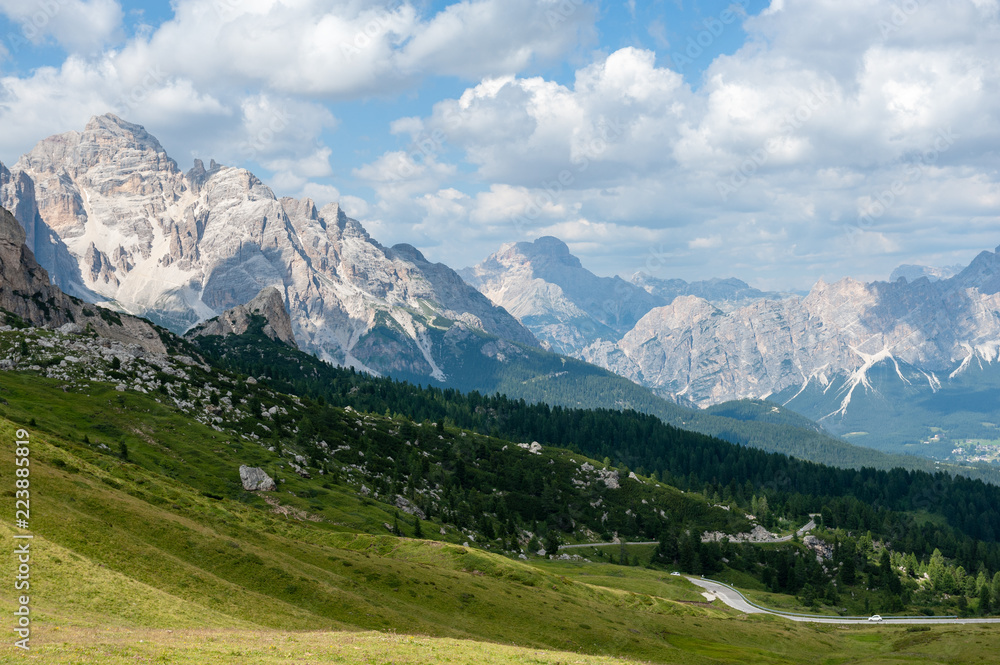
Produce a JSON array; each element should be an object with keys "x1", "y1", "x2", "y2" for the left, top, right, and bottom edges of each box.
[{"x1": 0, "y1": 360, "x2": 999, "y2": 664}]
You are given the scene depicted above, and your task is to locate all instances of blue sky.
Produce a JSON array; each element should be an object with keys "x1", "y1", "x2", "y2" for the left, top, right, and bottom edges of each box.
[{"x1": 0, "y1": 0, "x2": 998, "y2": 290}]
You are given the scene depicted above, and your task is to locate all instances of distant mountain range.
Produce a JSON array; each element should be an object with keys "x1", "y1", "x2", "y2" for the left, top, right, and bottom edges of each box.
[
  {"x1": 459, "y1": 237, "x2": 791, "y2": 355},
  {"x1": 889, "y1": 263, "x2": 964, "y2": 283},
  {"x1": 463, "y1": 238, "x2": 1000, "y2": 458}
]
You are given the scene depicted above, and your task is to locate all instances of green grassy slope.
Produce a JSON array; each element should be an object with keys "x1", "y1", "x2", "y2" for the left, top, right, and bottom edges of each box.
[{"x1": 5, "y1": 415, "x2": 1000, "y2": 665}]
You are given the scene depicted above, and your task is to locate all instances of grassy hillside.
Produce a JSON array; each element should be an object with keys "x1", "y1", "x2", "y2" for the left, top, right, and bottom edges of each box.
[
  {"x1": 191, "y1": 326, "x2": 1000, "y2": 556},
  {"x1": 6, "y1": 411, "x2": 1000, "y2": 665}
]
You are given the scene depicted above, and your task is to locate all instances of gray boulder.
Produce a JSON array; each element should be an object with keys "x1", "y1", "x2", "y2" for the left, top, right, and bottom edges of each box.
[{"x1": 239, "y1": 465, "x2": 275, "y2": 491}]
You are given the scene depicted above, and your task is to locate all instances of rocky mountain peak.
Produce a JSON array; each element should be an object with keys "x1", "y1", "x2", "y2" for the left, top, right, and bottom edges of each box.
[
  {"x1": 186, "y1": 158, "x2": 223, "y2": 188},
  {"x1": 188, "y1": 286, "x2": 297, "y2": 348},
  {"x1": 499, "y1": 236, "x2": 583, "y2": 270},
  {"x1": 19, "y1": 113, "x2": 177, "y2": 177},
  {"x1": 84, "y1": 113, "x2": 163, "y2": 147},
  {"x1": 321, "y1": 202, "x2": 371, "y2": 240},
  {"x1": 462, "y1": 237, "x2": 666, "y2": 353},
  {"x1": 2, "y1": 116, "x2": 537, "y2": 383},
  {"x1": 389, "y1": 243, "x2": 428, "y2": 263},
  {"x1": 953, "y1": 248, "x2": 1000, "y2": 294}
]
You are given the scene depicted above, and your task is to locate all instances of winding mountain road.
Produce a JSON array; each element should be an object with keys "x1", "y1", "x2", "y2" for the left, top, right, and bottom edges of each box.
[
  {"x1": 689, "y1": 577, "x2": 1000, "y2": 625},
  {"x1": 768, "y1": 517, "x2": 817, "y2": 543}
]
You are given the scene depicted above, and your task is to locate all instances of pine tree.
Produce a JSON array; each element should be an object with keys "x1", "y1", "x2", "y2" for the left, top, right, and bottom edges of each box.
[
  {"x1": 839, "y1": 554, "x2": 856, "y2": 586},
  {"x1": 979, "y1": 583, "x2": 991, "y2": 616},
  {"x1": 653, "y1": 529, "x2": 678, "y2": 566}
]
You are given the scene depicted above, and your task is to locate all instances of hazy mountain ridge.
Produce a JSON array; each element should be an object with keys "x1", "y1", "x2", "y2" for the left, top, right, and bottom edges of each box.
[
  {"x1": 0, "y1": 114, "x2": 537, "y2": 383},
  {"x1": 459, "y1": 236, "x2": 663, "y2": 354},
  {"x1": 890, "y1": 263, "x2": 964, "y2": 283},
  {"x1": 459, "y1": 236, "x2": 784, "y2": 355},
  {"x1": 602, "y1": 251, "x2": 1000, "y2": 408},
  {"x1": 629, "y1": 273, "x2": 795, "y2": 312},
  {"x1": 465, "y1": 237, "x2": 1000, "y2": 454}
]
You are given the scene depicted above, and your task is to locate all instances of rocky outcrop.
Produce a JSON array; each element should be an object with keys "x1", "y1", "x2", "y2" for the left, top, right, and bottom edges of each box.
[
  {"x1": 2, "y1": 114, "x2": 537, "y2": 382},
  {"x1": 239, "y1": 465, "x2": 276, "y2": 492},
  {"x1": 188, "y1": 287, "x2": 298, "y2": 347},
  {"x1": 597, "y1": 468, "x2": 620, "y2": 489},
  {"x1": 394, "y1": 495, "x2": 426, "y2": 520},
  {"x1": 701, "y1": 525, "x2": 778, "y2": 543},
  {"x1": 0, "y1": 205, "x2": 166, "y2": 353}
]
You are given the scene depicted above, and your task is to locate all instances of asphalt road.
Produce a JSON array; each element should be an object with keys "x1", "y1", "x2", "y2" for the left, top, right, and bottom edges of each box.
[
  {"x1": 769, "y1": 518, "x2": 816, "y2": 543},
  {"x1": 558, "y1": 541, "x2": 658, "y2": 550},
  {"x1": 688, "y1": 577, "x2": 1000, "y2": 625}
]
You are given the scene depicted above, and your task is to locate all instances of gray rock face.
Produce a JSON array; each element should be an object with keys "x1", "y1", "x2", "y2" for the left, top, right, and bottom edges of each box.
[
  {"x1": 585, "y1": 262, "x2": 1000, "y2": 408},
  {"x1": 464, "y1": 235, "x2": 1000, "y2": 413},
  {"x1": 394, "y1": 495, "x2": 426, "y2": 520},
  {"x1": 461, "y1": 237, "x2": 793, "y2": 356},
  {"x1": 629, "y1": 273, "x2": 792, "y2": 312},
  {"x1": 1, "y1": 114, "x2": 537, "y2": 382},
  {"x1": 188, "y1": 287, "x2": 298, "y2": 347},
  {"x1": 0, "y1": 204, "x2": 166, "y2": 353},
  {"x1": 460, "y1": 236, "x2": 663, "y2": 353},
  {"x1": 597, "y1": 468, "x2": 620, "y2": 489},
  {"x1": 239, "y1": 465, "x2": 276, "y2": 492}
]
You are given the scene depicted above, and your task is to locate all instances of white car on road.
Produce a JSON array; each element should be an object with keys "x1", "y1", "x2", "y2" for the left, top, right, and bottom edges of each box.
[{"x1": 868, "y1": 615, "x2": 883, "y2": 622}]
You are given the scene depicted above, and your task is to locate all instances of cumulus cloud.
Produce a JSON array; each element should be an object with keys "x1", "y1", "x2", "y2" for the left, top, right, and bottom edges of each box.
[
  {"x1": 112, "y1": 0, "x2": 597, "y2": 98},
  {"x1": 0, "y1": 0, "x2": 123, "y2": 54},
  {"x1": 1, "y1": 0, "x2": 998, "y2": 288},
  {"x1": 358, "y1": 0, "x2": 1000, "y2": 287},
  {"x1": 0, "y1": 57, "x2": 335, "y2": 176},
  {"x1": 0, "y1": 0, "x2": 599, "y2": 237}
]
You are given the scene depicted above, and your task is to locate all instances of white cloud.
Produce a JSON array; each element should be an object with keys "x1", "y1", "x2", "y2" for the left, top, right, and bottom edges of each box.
[
  {"x1": 689, "y1": 235, "x2": 722, "y2": 249},
  {"x1": 109, "y1": 0, "x2": 596, "y2": 99},
  {"x1": 0, "y1": 0, "x2": 600, "y2": 245},
  {"x1": 2, "y1": 0, "x2": 999, "y2": 289},
  {"x1": 397, "y1": 0, "x2": 597, "y2": 79},
  {"x1": 355, "y1": 0, "x2": 1000, "y2": 287},
  {"x1": 0, "y1": 0, "x2": 123, "y2": 54},
  {"x1": 0, "y1": 57, "x2": 337, "y2": 177}
]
